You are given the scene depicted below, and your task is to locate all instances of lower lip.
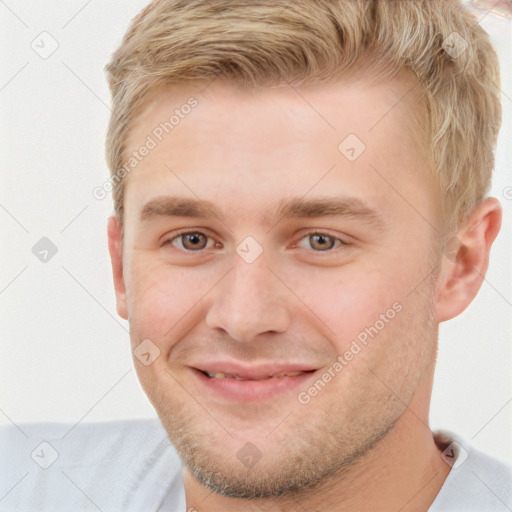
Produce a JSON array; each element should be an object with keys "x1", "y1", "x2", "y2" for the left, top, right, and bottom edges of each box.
[{"x1": 191, "y1": 368, "x2": 317, "y2": 402}]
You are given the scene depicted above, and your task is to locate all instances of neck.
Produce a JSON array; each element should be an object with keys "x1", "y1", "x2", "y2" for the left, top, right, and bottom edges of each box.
[{"x1": 182, "y1": 378, "x2": 451, "y2": 511}]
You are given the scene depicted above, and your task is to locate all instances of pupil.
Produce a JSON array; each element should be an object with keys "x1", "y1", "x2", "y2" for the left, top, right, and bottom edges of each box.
[
  {"x1": 311, "y1": 234, "x2": 333, "y2": 250},
  {"x1": 184, "y1": 233, "x2": 206, "y2": 250}
]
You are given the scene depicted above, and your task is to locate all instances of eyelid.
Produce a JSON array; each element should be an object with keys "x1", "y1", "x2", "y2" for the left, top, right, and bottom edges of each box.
[
  {"x1": 160, "y1": 228, "x2": 352, "y2": 253},
  {"x1": 160, "y1": 229, "x2": 219, "y2": 250},
  {"x1": 294, "y1": 230, "x2": 351, "y2": 252},
  {"x1": 160, "y1": 227, "x2": 214, "y2": 242}
]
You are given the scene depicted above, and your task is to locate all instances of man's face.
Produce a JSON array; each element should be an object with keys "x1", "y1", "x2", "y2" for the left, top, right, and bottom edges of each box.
[{"x1": 115, "y1": 76, "x2": 444, "y2": 497}]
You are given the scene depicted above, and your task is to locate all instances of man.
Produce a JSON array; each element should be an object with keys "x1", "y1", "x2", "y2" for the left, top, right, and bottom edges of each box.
[{"x1": 2, "y1": 0, "x2": 511, "y2": 510}]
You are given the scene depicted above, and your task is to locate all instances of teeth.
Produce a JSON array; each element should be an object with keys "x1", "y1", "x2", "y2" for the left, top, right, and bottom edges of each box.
[
  {"x1": 205, "y1": 371, "x2": 305, "y2": 379},
  {"x1": 206, "y1": 372, "x2": 226, "y2": 378},
  {"x1": 273, "y1": 371, "x2": 304, "y2": 378}
]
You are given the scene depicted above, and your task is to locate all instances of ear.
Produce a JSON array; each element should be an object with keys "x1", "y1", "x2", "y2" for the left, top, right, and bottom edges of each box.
[
  {"x1": 107, "y1": 215, "x2": 129, "y2": 320},
  {"x1": 434, "y1": 198, "x2": 502, "y2": 322}
]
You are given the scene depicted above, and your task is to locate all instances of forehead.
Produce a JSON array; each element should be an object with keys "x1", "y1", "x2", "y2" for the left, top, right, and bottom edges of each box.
[{"x1": 123, "y1": 75, "x2": 433, "y2": 227}]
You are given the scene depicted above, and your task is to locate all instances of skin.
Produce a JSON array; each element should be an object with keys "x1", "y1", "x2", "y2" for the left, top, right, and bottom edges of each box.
[{"x1": 107, "y1": 75, "x2": 501, "y2": 511}]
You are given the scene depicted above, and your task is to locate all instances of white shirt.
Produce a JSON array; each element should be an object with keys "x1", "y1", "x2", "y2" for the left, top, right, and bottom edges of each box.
[{"x1": 1, "y1": 418, "x2": 511, "y2": 511}]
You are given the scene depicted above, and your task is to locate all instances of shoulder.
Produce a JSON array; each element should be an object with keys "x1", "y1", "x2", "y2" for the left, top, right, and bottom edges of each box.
[
  {"x1": 429, "y1": 430, "x2": 512, "y2": 511},
  {"x1": 0, "y1": 417, "x2": 183, "y2": 511}
]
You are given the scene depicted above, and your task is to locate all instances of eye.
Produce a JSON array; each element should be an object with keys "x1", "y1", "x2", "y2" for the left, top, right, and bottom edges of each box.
[
  {"x1": 296, "y1": 232, "x2": 348, "y2": 252},
  {"x1": 162, "y1": 231, "x2": 215, "y2": 252}
]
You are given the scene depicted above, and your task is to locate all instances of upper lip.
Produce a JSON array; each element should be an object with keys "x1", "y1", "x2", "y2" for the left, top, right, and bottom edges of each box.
[{"x1": 191, "y1": 361, "x2": 319, "y2": 379}]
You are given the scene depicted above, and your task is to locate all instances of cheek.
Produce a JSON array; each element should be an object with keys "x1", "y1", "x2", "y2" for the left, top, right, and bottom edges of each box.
[
  {"x1": 290, "y1": 262, "x2": 406, "y2": 347},
  {"x1": 131, "y1": 273, "x2": 191, "y2": 332},
  {"x1": 126, "y1": 261, "x2": 208, "y2": 396},
  {"x1": 125, "y1": 256, "x2": 220, "y2": 349}
]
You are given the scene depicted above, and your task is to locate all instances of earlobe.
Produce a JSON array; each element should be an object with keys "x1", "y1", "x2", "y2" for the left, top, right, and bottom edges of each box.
[
  {"x1": 434, "y1": 198, "x2": 502, "y2": 323},
  {"x1": 107, "y1": 215, "x2": 129, "y2": 320}
]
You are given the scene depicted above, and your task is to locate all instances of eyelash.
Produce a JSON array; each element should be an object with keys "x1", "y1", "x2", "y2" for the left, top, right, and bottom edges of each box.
[
  {"x1": 160, "y1": 229, "x2": 350, "y2": 254},
  {"x1": 296, "y1": 231, "x2": 350, "y2": 252}
]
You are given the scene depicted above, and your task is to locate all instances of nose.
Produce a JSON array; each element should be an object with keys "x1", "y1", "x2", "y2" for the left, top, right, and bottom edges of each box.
[{"x1": 205, "y1": 255, "x2": 292, "y2": 343}]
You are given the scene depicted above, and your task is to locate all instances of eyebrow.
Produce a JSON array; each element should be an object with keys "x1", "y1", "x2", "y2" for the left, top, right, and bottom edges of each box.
[{"x1": 139, "y1": 195, "x2": 385, "y2": 228}]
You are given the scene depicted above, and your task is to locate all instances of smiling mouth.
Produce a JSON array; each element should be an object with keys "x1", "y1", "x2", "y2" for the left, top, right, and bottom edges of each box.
[{"x1": 200, "y1": 370, "x2": 315, "y2": 380}]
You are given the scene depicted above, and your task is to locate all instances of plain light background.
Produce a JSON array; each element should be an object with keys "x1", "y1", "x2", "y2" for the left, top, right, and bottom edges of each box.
[{"x1": 1, "y1": 1, "x2": 511, "y2": 464}]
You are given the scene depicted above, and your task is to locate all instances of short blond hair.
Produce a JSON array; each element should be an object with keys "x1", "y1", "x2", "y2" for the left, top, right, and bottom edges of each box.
[{"x1": 105, "y1": 0, "x2": 501, "y2": 233}]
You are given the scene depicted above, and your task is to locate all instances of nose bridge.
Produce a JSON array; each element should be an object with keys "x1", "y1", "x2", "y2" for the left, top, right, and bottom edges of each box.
[{"x1": 205, "y1": 253, "x2": 291, "y2": 342}]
